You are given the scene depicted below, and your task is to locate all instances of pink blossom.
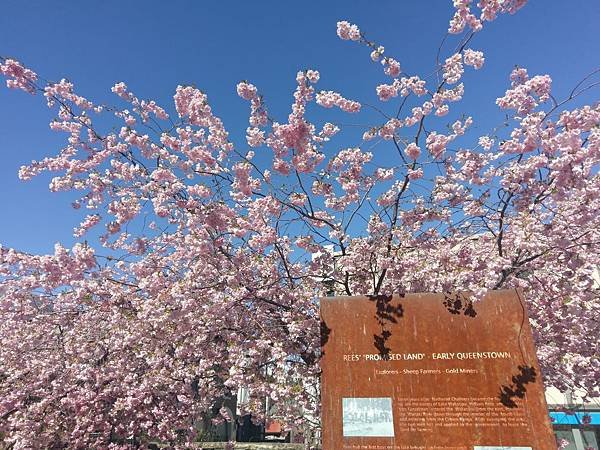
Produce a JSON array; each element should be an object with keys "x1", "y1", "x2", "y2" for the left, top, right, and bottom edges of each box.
[
  {"x1": 237, "y1": 80, "x2": 269, "y2": 130},
  {"x1": 443, "y1": 53, "x2": 464, "y2": 84},
  {"x1": 497, "y1": 71, "x2": 552, "y2": 115},
  {"x1": 401, "y1": 76, "x2": 427, "y2": 96},
  {"x1": 188, "y1": 184, "x2": 211, "y2": 197},
  {"x1": 448, "y1": 2, "x2": 482, "y2": 34},
  {"x1": 73, "y1": 214, "x2": 101, "y2": 237},
  {"x1": 405, "y1": 143, "x2": 421, "y2": 160},
  {"x1": 151, "y1": 168, "x2": 177, "y2": 183},
  {"x1": 316, "y1": 90, "x2": 361, "y2": 113},
  {"x1": 408, "y1": 167, "x2": 424, "y2": 180},
  {"x1": 362, "y1": 129, "x2": 377, "y2": 141},
  {"x1": 479, "y1": 0, "x2": 528, "y2": 22},
  {"x1": 273, "y1": 158, "x2": 290, "y2": 175},
  {"x1": 0, "y1": 58, "x2": 38, "y2": 93},
  {"x1": 306, "y1": 70, "x2": 320, "y2": 83},
  {"x1": 236, "y1": 81, "x2": 258, "y2": 100},
  {"x1": 448, "y1": 0, "x2": 526, "y2": 34},
  {"x1": 319, "y1": 122, "x2": 339, "y2": 138},
  {"x1": 478, "y1": 135, "x2": 495, "y2": 150},
  {"x1": 511, "y1": 67, "x2": 529, "y2": 86},
  {"x1": 426, "y1": 132, "x2": 451, "y2": 158},
  {"x1": 336, "y1": 20, "x2": 361, "y2": 41},
  {"x1": 435, "y1": 105, "x2": 449, "y2": 116},
  {"x1": 431, "y1": 83, "x2": 464, "y2": 115},
  {"x1": 107, "y1": 197, "x2": 140, "y2": 224},
  {"x1": 452, "y1": 117, "x2": 473, "y2": 135},
  {"x1": 246, "y1": 127, "x2": 265, "y2": 147},
  {"x1": 376, "y1": 82, "x2": 400, "y2": 101},
  {"x1": 375, "y1": 167, "x2": 394, "y2": 180},
  {"x1": 111, "y1": 81, "x2": 132, "y2": 100},
  {"x1": 557, "y1": 439, "x2": 570, "y2": 449},
  {"x1": 464, "y1": 49, "x2": 485, "y2": 69},
  {"x1": 378, "y1": 118, "x2": 401, "y2": 140},
  {"x1": 289, "y1": 193, "x2": 307, "y2": 206},
  {"x1": 45, "y1": 79, "x2": 94, "y2": 109},
  {"x1": 377, "y1": 188, "x2": 397, "y2": 207},
  {"x1": 383, "y1": 57, "x2": 401, "y2": 77}
]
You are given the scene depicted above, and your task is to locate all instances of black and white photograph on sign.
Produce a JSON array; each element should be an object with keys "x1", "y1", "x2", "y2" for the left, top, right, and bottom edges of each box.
[{"x1": 342, "y1": 397, "x2": 394, "y2": 437}]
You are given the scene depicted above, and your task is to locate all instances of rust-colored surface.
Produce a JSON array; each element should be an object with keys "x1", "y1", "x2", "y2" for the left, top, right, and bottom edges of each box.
[{"x1": 320, "y1": 290, "x2": 556, "y2": 450}]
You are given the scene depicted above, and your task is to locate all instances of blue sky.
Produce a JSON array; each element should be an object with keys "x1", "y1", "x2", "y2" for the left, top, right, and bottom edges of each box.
[{"x1": 0, "y1": 1, "x2": 598, "y2": 254}]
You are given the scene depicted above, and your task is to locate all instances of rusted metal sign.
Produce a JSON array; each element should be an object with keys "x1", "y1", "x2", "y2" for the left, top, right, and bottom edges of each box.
[{"x1": 320, "y1": 290, "x2": 556, "y2": 450}]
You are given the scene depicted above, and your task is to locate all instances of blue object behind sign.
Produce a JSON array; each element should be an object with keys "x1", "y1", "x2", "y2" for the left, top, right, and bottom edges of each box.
[{"x1": 550, "y1": 411, "x2": 600, "y2": 425}]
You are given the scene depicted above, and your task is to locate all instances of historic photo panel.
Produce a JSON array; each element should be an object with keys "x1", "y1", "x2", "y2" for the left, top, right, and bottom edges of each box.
[{"x1": 342, "y1": 397, "x2": 394, "y2": 437}]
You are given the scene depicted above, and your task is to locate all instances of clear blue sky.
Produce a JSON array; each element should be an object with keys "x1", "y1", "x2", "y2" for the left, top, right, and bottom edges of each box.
[{"x1": 1, "y1": 1, "x2": 598, "y2": 254}]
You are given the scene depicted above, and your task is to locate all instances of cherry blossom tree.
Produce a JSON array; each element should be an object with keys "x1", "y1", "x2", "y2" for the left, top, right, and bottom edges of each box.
[{"x1": 1, "y1": 1, "x2": 599, "y2": 448}]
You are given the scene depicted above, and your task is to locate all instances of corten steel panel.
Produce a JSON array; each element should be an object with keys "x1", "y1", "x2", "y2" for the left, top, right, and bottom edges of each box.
[{"x1": 320, "y1": 290, "x2": 556, "y2": 450}]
